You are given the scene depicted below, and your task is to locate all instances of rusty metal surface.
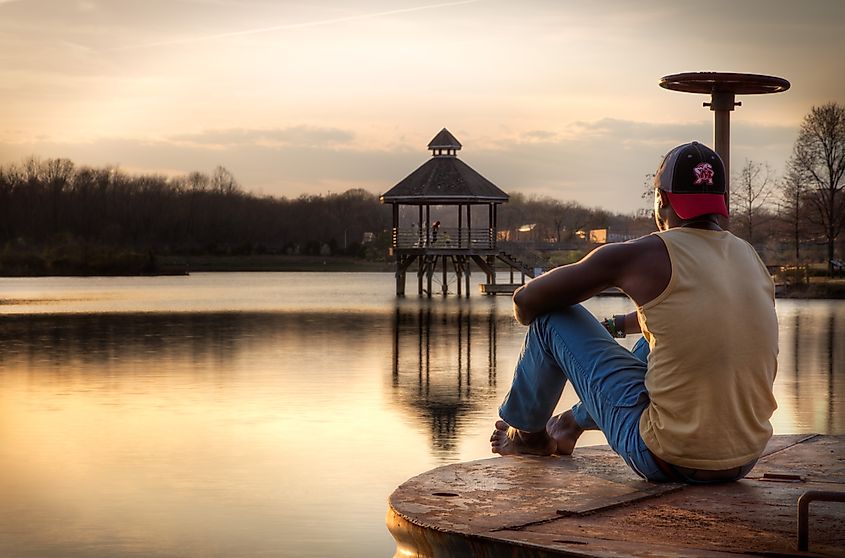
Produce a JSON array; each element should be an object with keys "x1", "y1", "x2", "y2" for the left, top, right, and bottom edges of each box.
[
  {"x1": 752, "y1": 435, "x2": 845, "y2": 483},
  {"x1": 659, "y1": 72, "x2": 791, "y2": 95},
  {"x1": 388, "y1": 435, "x2": 845, "y2": 557},
  {"x1": 389, "y1": 448, "x2": 679, "y2": 535}
]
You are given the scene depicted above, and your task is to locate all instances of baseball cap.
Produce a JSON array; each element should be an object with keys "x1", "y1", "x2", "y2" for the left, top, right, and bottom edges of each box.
[{"x1": 654, "y1": 141, "x2": 728, "y2": 219}]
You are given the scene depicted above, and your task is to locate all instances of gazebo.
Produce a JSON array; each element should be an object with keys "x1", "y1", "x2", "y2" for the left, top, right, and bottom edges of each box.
[{"x1": 381, "y1": 129, "x2": 532, "y2": 296}]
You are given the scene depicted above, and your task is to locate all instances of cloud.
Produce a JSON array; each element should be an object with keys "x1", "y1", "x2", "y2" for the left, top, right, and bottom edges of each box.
[
  {"x1": 108, "y1": 0, "x2": 486, "y2": 51},
  {"x1": 0, "y1": 118, "x2": 800, "y2": 214},
  {"x1": 169, "y1": 126, "x2": 356, "y2": 149}
]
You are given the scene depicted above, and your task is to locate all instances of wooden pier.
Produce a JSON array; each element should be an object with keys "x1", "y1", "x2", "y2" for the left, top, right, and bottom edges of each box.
[
  {"x1": 387, "y1": 434, "x2": 845, "y2": 557},
  {"x1": 480, "y1": 283, "x2": 525, "y2": 295}
]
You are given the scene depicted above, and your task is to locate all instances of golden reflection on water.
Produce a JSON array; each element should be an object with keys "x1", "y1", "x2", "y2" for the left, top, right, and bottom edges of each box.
[
  {"x1": 0, "y1": 279, "x2": 842, "y2": 557},
  {"x1": 772, "y1": 300, "x2": 845, "y2": 435}
]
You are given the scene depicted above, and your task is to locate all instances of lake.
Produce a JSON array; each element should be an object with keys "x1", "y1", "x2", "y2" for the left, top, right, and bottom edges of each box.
[{"x1": 0, "y1": 273, "x2": 843, "y2": 557}]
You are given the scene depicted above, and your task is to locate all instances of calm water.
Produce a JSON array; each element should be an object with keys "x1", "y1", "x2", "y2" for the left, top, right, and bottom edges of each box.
[{"x1": 0, "y1": 273, "x2": 843, "y2": 557}]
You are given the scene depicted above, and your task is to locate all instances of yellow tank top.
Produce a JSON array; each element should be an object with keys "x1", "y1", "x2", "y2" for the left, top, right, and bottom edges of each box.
[{"x1": 637, "y1": 227, "x2": 778, "y2": 469}]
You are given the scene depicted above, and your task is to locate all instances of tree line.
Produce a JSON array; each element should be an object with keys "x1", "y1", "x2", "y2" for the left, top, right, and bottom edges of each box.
[
  {"x1": 729, "y1": 102, "x2": 845, "y2": 274},
  {"x1": 0, "y1": 162, "x2": 393, "y2": 273},
  {"x1": 0, "y1": 157, "x2": 641, "y2": 274},
  {"x1": 1, "y1": 102, "x2": 842, "y2": 275}
]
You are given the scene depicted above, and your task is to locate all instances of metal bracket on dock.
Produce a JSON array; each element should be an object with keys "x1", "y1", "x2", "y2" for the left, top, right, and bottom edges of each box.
[{"x1": 797, "y1": 490, "x2": 845, "y2": 551}]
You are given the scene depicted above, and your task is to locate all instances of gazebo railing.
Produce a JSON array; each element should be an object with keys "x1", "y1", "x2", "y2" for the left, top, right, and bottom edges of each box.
[{"x1": 393, "y1": 227, "x2": 495, "y2": 250}]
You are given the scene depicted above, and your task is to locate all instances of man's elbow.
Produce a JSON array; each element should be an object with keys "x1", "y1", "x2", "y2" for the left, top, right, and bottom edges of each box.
[{"x1": 512, "y1": 287, "x2": 534, "y2": 325}]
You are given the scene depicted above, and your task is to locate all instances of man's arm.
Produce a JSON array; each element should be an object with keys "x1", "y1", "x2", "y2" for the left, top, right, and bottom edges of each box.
[
  {"x1": 603, "y1": 310, "x2": 642, "y2": 337},
  {"x1": 622, "y1": 310, "x2": 642, "y2": 334},
  {"x1": 512, "y1": 236, "x2": 669, "y2": 326},
  {"x1": 513, "y1": 242, "x2": 632, "y2": 325}
]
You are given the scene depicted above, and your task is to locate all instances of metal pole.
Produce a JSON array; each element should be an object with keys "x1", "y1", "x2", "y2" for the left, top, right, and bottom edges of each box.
[
  {"x1": 707, "y1": 90, "x2": 737, "y2": 212},
  {"x1": 798, "y1": 490, "x2": 845, "y2": 551}
]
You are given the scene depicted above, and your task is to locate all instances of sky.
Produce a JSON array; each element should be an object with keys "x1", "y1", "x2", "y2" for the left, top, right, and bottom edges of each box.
[{"x1": 0, "y1": 0, "x2": 843, "y2": 214}]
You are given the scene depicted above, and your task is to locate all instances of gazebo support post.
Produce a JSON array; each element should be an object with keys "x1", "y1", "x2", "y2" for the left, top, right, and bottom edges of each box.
[
  {"x1": 488, "y1": 204, "x2": 494, "y2": 248},
  {"x1": 455, "y1": 257, "x2": 463, "y2": 297},
  {"x1": 465, "y1": 258, "x2": 470, "y2": 298},
  {"x1": 426, "y1": 256, "x2": 434, "y2": 298},
  {"x1": 467, "y1": 205, "x2": 472, "y2": 249},
  {"x1": 441, "y1": 255, "x2": 448, "y2": 295},
  {"x1": 396, "y1": 257, "x2": 406, "y2": 296},
  {"x1": 425, "y1": 205, "x2": 431, "y2": 246},
  {"x1": 492, "y1": 204, "x2": 498, "y2": 249},
  {"x1": 457, "y1": 205, "x2": 463, "y2": 248},
  {"x1": 393, "y1": 204, "x2": 404, "y2": 296}
]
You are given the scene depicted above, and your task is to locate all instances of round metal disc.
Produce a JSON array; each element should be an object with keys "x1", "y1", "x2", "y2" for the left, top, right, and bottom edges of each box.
[{"x1": 659, "y1": 72, "x2": 790, "y2": 95}]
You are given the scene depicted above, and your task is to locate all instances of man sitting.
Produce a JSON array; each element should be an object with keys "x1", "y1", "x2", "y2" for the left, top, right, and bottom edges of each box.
[{"x1": 490, "y1": 142, "x2": 778, "y2": 483}]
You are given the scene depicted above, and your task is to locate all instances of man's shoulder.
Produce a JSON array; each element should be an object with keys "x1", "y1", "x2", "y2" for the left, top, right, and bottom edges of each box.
[
  {"x1": 615, "y1": 233, "x2": 665, "y2": 254},
  {"x1": 587, "y1": 233, "x2": 666, "y2": 267}
]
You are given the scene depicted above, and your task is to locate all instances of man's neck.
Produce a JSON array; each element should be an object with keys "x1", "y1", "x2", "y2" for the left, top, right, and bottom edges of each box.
[
  {"x1": 655, "y1": 206, "x2": 723, "y2": 232},
  {"x1": 677, "y1": 217, "x2": 722, "y2": 231}
]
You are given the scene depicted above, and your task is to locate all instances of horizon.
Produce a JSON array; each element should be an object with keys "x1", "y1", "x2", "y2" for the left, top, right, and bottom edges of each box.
[{"x1": 1, "y1": 0, "x2": 843, "y2": 214}]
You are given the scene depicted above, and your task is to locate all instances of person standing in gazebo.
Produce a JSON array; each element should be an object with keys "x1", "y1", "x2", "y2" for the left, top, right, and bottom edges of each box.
[{"x1": 431, "y1": 221, "x2": 441, "y2": 245}]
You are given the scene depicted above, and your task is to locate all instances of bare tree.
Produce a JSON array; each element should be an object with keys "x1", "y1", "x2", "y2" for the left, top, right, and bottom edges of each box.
[
  {"x1": 779, "y1": 166, "x2": 810, "y2": 263},
  {"x1": 789, "y1": 102, "x2": 845, "y2": 274},
  {"x1": 211, "y1": 166, "x2": 240, "y2": 196},
  {"x1": 731, "y1": 159, "x2": 774, "y2": 246}
]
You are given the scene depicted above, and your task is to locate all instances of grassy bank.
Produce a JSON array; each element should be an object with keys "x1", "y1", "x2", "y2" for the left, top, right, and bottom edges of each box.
[
  {"x1": 777, "y1": 278, "x2": 845, "y2": 299},
  {"x1": 157, "y1": 254, "x2": 392, "y2": 273},
  {"x1": 0, "y1": 242, "x2": 392, "y2": 276}
]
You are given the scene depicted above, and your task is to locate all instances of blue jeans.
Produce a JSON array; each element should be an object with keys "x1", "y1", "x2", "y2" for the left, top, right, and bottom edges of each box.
[{"x1": 498, "y1": 305, "x2": 752, "y2": 483}]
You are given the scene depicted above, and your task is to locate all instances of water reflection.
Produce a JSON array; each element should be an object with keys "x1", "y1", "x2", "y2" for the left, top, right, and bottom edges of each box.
[
  {"x1": 0, "y1": 290, "x2": 843, "y2": 558},
  {"x1": 0, "y1": 310, "x2": 405, "y2": 558},
  {"x1": 826, "y1": 311, "x2": 838, "y2": 434},
  {"x1": 389, "y1": 304, "x2": 500, "y2": 458},
  {"x1": 771, "y1": 301, "x2": 845, "y2": 435}
]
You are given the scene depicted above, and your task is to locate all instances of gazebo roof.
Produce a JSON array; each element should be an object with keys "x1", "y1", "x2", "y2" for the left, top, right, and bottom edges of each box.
[
  {"x1": 427, "y1": 128, "x2": 462, "y2": 150},
  {"x1": 381, "y1": 130, "x2": 508, "y2": 205}
]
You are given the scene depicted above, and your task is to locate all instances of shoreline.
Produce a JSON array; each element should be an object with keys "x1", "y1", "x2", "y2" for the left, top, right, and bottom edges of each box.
[
  {"x1": 776, "y1": 282, "x2": 845, "y2": 299},
  {"x1": 3, "y1": 255, "x2": 844, "y2": 299},
  {"x1": 0, "y1": 254, "x2": 394, "y2": 276}
]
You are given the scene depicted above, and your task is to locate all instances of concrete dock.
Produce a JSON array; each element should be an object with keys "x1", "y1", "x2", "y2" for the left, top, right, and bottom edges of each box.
[{"x1": 387, "y1": 434, "x2": 845, "y2": 557}]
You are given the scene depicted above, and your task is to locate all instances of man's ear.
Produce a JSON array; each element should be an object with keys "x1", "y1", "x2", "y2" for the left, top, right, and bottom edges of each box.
[{"x1": 656, "y1": 188, "x2": 670, "y2": 208}]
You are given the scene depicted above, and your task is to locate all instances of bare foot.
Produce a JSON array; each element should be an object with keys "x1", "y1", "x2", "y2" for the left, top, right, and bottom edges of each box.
[
  {"x1": 545, "y1": 410, "x2": 584, "y2": 455},
  {"x1": 490, "y1": 420, "x2": 555, "y2": 456}
]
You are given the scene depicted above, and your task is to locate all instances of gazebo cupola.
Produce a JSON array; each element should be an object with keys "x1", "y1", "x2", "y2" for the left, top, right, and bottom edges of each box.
[
  {"x1": 381, "y1": 129, "x2": 533, "y2": 297},
  {"x1": 428, "y1": 128, "x2": 462, "y2": 157}
]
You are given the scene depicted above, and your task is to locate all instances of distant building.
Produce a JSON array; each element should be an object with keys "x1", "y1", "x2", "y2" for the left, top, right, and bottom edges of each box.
[{"x1": 587, "y1": 228, "x2": 636, "y2": 244}]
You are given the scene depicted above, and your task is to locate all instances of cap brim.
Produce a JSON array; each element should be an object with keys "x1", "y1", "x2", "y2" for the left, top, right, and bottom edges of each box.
[{"x1": 666, "y1": 192, "x2": 729, "y2": 219}]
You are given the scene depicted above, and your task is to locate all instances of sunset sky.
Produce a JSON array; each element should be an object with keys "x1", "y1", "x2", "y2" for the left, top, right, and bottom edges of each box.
[{"x1": 0, "y1": 0, "x2": 842, "y2": 213}]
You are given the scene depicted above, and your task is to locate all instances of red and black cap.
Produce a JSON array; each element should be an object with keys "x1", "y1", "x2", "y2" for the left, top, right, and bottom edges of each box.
[{"x1": 654, "y1": 142, "x2": 728, "y2": 219}]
